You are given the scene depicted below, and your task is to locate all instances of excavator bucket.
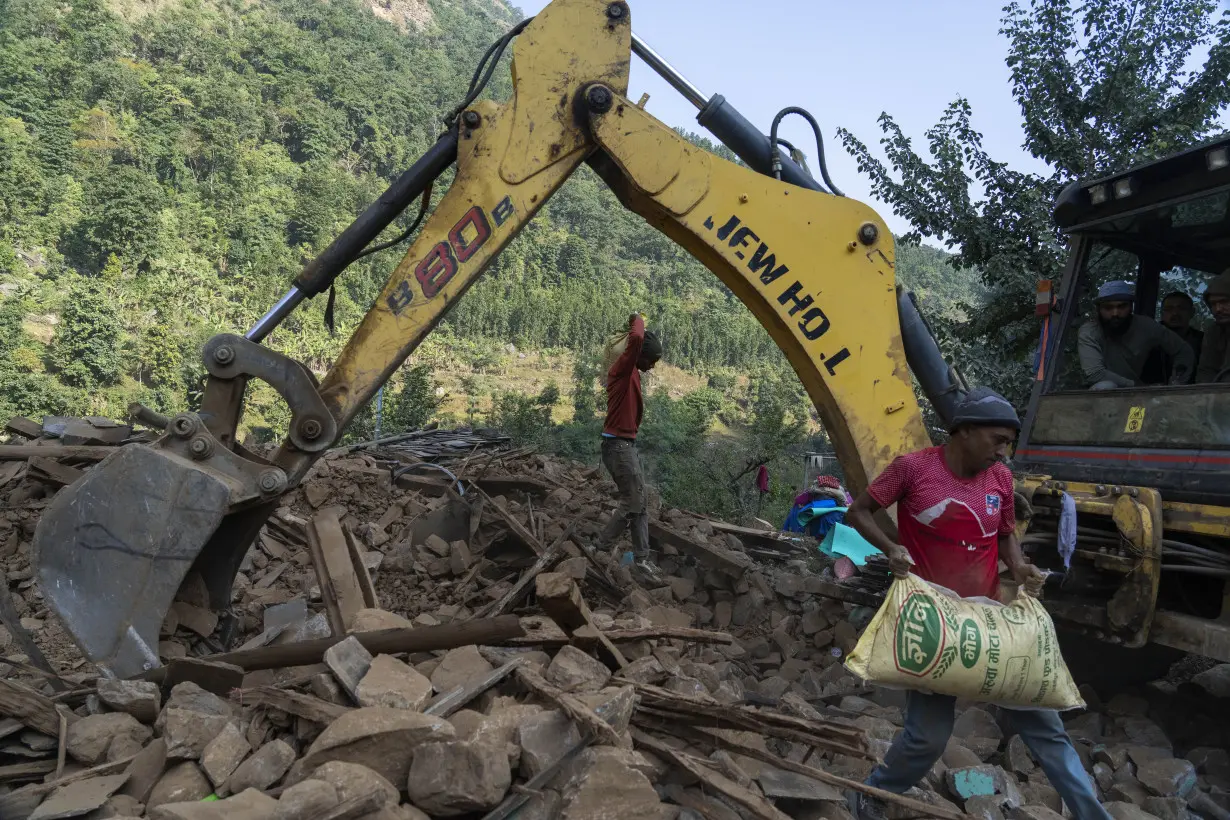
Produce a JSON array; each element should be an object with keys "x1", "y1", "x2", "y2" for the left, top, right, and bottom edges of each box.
[{"x1": 33, "y1": 444, "x2": 231, "y2": 678}]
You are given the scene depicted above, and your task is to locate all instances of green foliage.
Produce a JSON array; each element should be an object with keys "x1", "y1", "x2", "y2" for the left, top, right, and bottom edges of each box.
[
  {"x1": 839, "y1": 0, "x2": 1230, "y2": 401},
  {"x1": 138, "y1": 323, "x2": 183, "y2": 389},
  {"x1": 49, "y1": 272, "x2": 124, "y2": 388},
  {"x1": 570, "y1": 355, "x2": 603, "y2": 424},
  {"x1": 385, "y1": 363, "x2": 442, "y2": 433},
  {"x1": 489, "y1": 383, "x2": 559, "y2": 447},
  {"x1": 345, "y1": 363, "x2": 442, "y2": 443}
]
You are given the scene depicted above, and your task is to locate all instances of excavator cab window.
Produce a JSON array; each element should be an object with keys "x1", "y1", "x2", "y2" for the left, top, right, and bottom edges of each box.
[
  {"x1": 1049, "y1": 242, "x2": 1146, "y2": 392},
  {"x1": 1018, "y1": 144, "x2": 1230, "y2": 504},
  {"x1": 1016, "y1": 157, "x2": 1230, "y2": 652}
]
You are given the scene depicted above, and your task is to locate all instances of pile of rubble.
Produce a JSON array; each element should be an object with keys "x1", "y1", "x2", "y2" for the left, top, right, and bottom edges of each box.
[{"x1": 0, "y1": 416, "x2": 1228, "y2": 820}]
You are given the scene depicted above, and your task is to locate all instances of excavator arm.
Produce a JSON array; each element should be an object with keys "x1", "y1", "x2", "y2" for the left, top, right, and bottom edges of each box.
[{"x1": 34, "y1": 0, "x2": 932, "y2": 678}]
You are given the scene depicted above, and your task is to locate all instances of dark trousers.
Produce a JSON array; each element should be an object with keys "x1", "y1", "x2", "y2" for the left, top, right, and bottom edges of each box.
[
  {"x1": 867, "y1": 691, "x2": 1110, "y2": 820},
  {"x1": 599, "y1": 437, "x2": 649, "y2": 555}
]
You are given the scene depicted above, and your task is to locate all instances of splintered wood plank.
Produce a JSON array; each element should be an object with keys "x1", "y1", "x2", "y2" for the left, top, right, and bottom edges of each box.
[
  {"x1": 27, "y1": 456, "x2": 84, "y2": 487},
  {"x1": 235, "y1": 686, "x2": 351, "y2": 724},
  {"x1": 535, "y1": 572, "x2": 626, "y2": 670},
  {"x1": 648, "y1": 521, "x2": 751, "y2": 577},
  {"x1": 631, "y1": 730, "x2": 790, "y2": 820},
  {"x1": 0, "y1": 680, "x2": 76, "y2": 737},
  {"x1": 306, "y1": 508, "x2": 364, "y2": 633}
]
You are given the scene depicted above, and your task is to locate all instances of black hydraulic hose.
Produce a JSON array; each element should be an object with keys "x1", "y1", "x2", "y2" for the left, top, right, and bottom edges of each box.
[
  {"x1": 353, "y1": 182, "x2": 434, "y2": 262},
  {"x1": 444, "y1": 17, "x2": 534, "y2": 127},
  {"x1": 294, "y1": 129, "x2": 459, "y2": 297},
  {"x1": 769, "y1": 106, "x2": 843, "y2": 197}
]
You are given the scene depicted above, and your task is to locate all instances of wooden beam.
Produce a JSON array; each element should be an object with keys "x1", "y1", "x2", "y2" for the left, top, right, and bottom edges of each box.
[
  {"x1": 0, "y1": 679, "x2": 76, "y2": 736},
  {"x1": 0, "y1": 569, "x2": 67, "y2": 691},
  {"x1": 507, "y1": 625, "x2": 735, "y2": 649},
  {"x1": 514, "y1": 666, "x2": 624, "y2": 748},
  {"x1": 424, "y1": 658, "x2": 525, "y2": 718},
  {"x1": 0, "y1": 760, "x2": 57, "y2": 783},
  {"x1": 632, "y1": 729, "x2": 791, "y2": 820},
  {"x1": 803, "y1": 578, "x2": 885, "y2": 608},
  {"x1": 625, "y1": 682, "x2": 867, "y2": 758},
  {"x1": 474, "y1": 487, "x2": 545, "y2": 557},
  {"x1": 639, "y1": 719, "x2": 963, "y2": 820},
  {"x1": 535, "y1": 572, "x2": 626, "y2": 670},
  {"x1": 138, "y1": 616, "x2": 525, "y2": 681},
  {"x1": 27, "y1": 456, "x2": 85, "y2": 487},
  {"x1": 0, "y1": 753, "x2": 137, "y2": 818},
  {"x1": 306, "y1": 508, "x2": 368, "y2": 633},
  {"x1": 234, "y1": 686, "x2": 351, "y2": 724},
  {"x1": 648, "y1": 521, "x2": 751, "y2": 577},
  {"x1": 473, "y1": 543, "x2": 562, "y2": 620}
]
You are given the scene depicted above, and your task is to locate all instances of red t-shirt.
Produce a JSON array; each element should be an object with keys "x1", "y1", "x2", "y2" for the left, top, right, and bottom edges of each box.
[
  {"x1": 603, "y1": 316, "x2": 645, "y2": 439},
  {"x1": 868, "y1": 446, "x2": 1015, "y2": 599}
]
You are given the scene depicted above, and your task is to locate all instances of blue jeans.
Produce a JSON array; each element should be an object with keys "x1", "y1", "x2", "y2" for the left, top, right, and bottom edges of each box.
[{"x1": 866, "y1": 691, "x2": 1110, "y2": 820}]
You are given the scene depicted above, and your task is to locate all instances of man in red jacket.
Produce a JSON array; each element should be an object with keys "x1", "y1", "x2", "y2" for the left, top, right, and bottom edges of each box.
[
  {"x1": 844, "y1": 387, "x2": 1109, "y2": 820},
  {"x1": 599, "y1": 313, "x2": 662, "y2": 565}
]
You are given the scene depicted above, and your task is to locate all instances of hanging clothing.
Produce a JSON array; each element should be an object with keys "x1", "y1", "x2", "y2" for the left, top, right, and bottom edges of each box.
[{"x1": 1058, "y1": 492, "x2": 1077, "y2": 569}]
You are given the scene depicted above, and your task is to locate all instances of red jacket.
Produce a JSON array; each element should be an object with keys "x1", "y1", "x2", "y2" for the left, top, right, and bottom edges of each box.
[{"x1": 604, "y1": 316, "x2": 645, "y2": 439}]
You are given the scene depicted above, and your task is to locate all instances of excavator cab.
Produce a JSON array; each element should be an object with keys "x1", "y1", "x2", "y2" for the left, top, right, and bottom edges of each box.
[{"x1": 1014, "y1": 134, "x2": 1230, "y2": 674}]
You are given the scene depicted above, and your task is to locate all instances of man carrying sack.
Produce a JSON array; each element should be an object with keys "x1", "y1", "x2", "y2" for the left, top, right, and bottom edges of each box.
[
  {"x1": 599, "y1": 313, "x2": 662, "y2": 566},
  {"x1": 843, "y1": 387, "x2": 1109, "y2": 820}
]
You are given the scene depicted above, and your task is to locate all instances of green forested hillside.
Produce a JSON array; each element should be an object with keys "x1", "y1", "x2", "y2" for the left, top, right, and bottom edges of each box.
[{"x1": 0, "y1": 0, "x2": 982, "y2": 519}]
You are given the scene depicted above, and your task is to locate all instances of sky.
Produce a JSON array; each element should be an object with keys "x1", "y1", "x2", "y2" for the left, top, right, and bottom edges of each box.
[{"x1": 509, "y1": 0, "x2": 1054, "y2": 238}]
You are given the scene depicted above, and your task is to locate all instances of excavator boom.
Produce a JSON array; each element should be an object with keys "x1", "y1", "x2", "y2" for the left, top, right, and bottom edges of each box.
[{"x1": 34, "y1": 0, "x2": 931, "y2": 678}]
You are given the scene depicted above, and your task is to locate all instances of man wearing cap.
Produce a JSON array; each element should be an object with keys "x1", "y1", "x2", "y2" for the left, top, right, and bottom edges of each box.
[
  {"x1": 1078, "y1": 280, "x2": 1194, "y2": 389},
  {"x1": 1197, "y1": 270, "x2": 1230, "y2": 383},
  {"x1": 844, "y1": 388, "x2": 1109, "y2": 820},
  {"x1": 598, "y1": 313, "x2": 662, "y2": 566}
]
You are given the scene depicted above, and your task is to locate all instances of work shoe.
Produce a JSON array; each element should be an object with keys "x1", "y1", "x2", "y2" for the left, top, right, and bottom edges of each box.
[{"x1": 847, "y1": 790, "x2": 888, "y2": 820}]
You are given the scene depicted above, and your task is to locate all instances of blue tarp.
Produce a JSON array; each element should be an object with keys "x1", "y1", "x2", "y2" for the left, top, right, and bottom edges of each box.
[{"x1": 783, "y1": 499, "x2": 845, "y2": 539}]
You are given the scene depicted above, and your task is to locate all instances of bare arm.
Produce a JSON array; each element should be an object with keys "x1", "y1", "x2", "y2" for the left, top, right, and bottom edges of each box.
[
  {"x1": 999, "y1": 529, "x2": 1028, "y2": 576},
  {"x1": 999, "y1": 528, "x2": 1045, "y2": 595},
  {"x1": 846, "y1": 490, "x2": 913, "y2": 574}
]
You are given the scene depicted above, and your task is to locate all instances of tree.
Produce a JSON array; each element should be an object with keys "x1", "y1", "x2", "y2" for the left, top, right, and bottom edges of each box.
[
  {"x1": 839, "y1": 0, "x2": 1230, "y2": 401},
  {"x1": 139, "y1": 322, "x2": 183, "y2": 390},
  {"x1": 384, "y1": 364, "x2": 442, "y2": 432},
  {"x1": 49, "y1": 268, "x2": 125, "y2": 389},
  {"x1": 70, "y1": 165, "x2": 167, "y2": 269}
]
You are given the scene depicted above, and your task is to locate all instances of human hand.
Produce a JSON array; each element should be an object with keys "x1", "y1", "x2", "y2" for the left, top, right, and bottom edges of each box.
[
  {"x1": 885, "y1": 545, "x2": 914, "y2": 577},
  {"x1": 1014, "y1": 563, "x2": 1047, "y2": 597}
]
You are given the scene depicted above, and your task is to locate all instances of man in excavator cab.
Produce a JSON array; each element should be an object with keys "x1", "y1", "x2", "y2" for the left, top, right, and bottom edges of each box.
[
  {"x1": 1159, "y1": 290, "x2": 1203, "y2": 384},
  {"x1": 1197, "y1": 270, "x2": 1230, "y2": 382},
  {"x1": 1077, "y1": 280, "x2": 1194, "y2": 389}
]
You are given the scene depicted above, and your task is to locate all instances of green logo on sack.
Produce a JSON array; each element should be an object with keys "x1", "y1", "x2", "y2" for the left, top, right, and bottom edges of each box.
[
  {"x1": 895, "y1": 592, "x2": 943, "y2": 676},
  {"x1": 959, "y1": 619, "x2": 982, "y2": 668}
]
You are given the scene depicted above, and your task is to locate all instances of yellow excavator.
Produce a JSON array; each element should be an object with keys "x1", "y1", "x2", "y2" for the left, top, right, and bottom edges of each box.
[{"x1": 33, "y1": 0, "x2": 1230, "y2": 684}]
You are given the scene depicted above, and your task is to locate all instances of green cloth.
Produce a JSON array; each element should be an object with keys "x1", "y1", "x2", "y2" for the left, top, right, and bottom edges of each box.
[{"x1": 818, "y1": 522, "x2": 883, "y2": 566}]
